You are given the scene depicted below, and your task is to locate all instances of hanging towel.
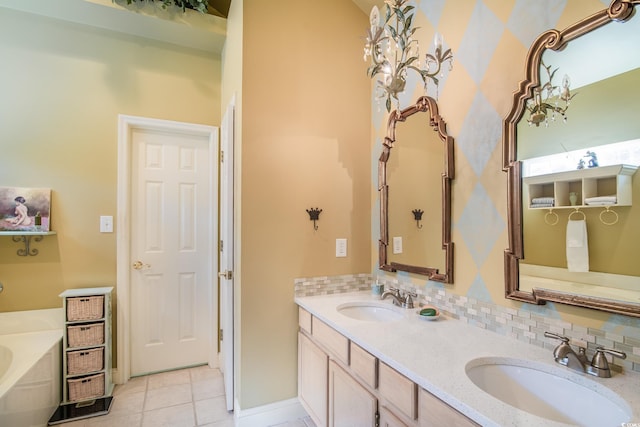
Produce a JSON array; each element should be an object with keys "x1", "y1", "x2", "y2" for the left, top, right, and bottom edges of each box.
[{"x1": 566, "y1": 219, "x2": 589, "y2": 272}]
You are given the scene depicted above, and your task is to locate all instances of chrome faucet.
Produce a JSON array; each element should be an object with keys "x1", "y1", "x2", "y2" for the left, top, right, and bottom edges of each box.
[
  {"x1": 380, "y1": 287, "x2": 416, "y2": 309},
  {"x1": 545, "y1": 332, "x2": 626, "y2": 378}
]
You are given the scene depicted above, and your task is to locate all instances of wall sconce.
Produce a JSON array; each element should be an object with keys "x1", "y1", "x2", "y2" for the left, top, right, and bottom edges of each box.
[
  {"x1": 412, "y1": 209, "x2": 424, "y2": 229},
  {"x1": 363, "y1": 0, "x2": 453, "y2": 112},
  {"x1": 526, "y1": 60, "x2": 575, "y2": 127},
  {"x1": 306, "y1": 207, "x2": 322, "y2": 230}
]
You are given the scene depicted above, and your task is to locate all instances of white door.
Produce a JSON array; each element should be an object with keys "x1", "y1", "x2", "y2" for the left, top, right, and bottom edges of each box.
[
  {"x1": 219, "y1": 98, "x2": 235, "y2": 410},
  {"x1": 130, "y1": 126, "x2": 217, "y2": 376}
]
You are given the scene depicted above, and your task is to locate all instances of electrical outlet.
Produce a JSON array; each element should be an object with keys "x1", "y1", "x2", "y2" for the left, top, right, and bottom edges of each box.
[
  {"x1": 393, "y1": 236, "x2": 403, "y2": 254},
  {"x1": 336, "y1": 238, "x2": 347, "y2": 257},
  {"x1": 100, "y1": 216, "x2": 113, "y2": 233}
]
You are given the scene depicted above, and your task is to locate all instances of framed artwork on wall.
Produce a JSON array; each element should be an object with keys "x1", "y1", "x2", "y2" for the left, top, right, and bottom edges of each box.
[{"x1": 0, "y1": 187, "x2": 52, "y2": 232}]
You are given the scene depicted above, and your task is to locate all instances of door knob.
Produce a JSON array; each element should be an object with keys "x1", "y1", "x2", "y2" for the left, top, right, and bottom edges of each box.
[{"x1": 132, "y1": 261, "x2": 150, "y2": 270}]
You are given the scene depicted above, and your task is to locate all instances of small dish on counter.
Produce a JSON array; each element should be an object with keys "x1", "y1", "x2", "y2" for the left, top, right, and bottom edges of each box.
[{"x1": 417, "y1": 306, "x2": 440, "y2": 320}]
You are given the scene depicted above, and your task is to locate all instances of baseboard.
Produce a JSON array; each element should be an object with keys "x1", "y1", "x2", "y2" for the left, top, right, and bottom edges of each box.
[{"x1": 234, "y1": 397, "x2": 308, "y2": 426}]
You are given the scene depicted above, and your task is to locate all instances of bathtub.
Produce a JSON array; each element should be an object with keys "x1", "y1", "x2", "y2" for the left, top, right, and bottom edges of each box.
[{"x1": 0, "y1": 308, "x2": 63, "y2": 427}]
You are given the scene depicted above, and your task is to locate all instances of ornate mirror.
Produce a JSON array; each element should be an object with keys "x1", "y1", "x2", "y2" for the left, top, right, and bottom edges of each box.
[
  {"x1": 503, "y1": 0, "x2": 640, "y2": 316},
  {"x1": 379, "y1": 96, "x2": 454, "y2": 282}
]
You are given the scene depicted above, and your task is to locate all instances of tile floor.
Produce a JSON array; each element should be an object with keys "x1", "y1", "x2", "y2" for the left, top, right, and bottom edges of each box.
[{"x1": 59, "y1": 365, "x2": 315, "y2": 427}]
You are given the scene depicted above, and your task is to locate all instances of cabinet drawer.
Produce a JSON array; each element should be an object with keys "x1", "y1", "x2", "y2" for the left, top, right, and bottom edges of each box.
[
  {"x1": 349, "y1": 342, "x2": 377, "y2": 389},
  {"x1": 419, "y1": 388, "x2": 479, "y2": 427},
  {"x1": 67, "y1": 323, "x2": 105, "y2": 348},
  {"x1": 312, "y1": 318, "x2": 349, "y2": 364},
  {"x1": 299, "y1": 308, "x2": 312, "y2": 334},
  {"x1": 379, "y1": 362, "x2": 417, "y2": 420}
]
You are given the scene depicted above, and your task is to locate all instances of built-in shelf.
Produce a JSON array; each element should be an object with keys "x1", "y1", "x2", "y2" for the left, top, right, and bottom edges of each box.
[
  {"x1": 523, "y1": 164, "x2": 638, "y2": 209},
  {"x1": 1, "y1": 231, "x2": 56, "y2": 256}
]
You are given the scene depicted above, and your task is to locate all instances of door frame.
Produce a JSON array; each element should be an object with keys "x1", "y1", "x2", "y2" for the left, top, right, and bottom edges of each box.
[{"x1": 115, "y1": 114, "x2": 219, "y2": 384}]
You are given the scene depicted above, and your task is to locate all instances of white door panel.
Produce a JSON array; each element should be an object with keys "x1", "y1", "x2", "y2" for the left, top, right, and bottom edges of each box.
[
  {"x1": 131, "y1": 128, "x2": 214, "y2": 376},
  {"x1": 219, "y1": 98, "x2": 235, "y2": 410}
]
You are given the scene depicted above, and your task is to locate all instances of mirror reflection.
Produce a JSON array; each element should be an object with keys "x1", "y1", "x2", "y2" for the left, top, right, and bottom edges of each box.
[
  {"x1": 504, "y1": 1, "x2": 640, "y2": 315},
  {"x1": 379, "y1": 96, "x2": 454, "y2": 283}
]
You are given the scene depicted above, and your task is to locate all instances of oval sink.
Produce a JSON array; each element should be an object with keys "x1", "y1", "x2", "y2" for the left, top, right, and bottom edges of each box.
[
  {"x1": 466, "y1": 357, "x2": 631, "y2": 426},
  {"x1": 337, "y1": 301, "x2": 403, "y2": 322}
]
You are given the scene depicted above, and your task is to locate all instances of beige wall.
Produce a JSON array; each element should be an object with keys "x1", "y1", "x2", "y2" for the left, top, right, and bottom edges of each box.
[
  {"x1": 238, "y1": 0, "x2": 370, "y2": 409},
  {"x1": 0, "y1": 8, "x2": 220, "y2": 345}
]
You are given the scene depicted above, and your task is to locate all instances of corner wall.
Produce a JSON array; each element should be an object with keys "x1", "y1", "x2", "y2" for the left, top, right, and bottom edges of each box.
[{"x1": 238, "y1": 0, "x2": 370, "y2": 409}]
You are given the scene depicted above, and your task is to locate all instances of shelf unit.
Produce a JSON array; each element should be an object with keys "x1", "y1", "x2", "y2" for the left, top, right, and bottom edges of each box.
[
  {"x1": 523, "y1": 164, "x2": 638, "y2": 209},
  {"x1": 59, "y1": 287, "x2": 114, "y2": 405},
  {"x1": 0, "y1": 231, "x2": 56, "y2": 256}
]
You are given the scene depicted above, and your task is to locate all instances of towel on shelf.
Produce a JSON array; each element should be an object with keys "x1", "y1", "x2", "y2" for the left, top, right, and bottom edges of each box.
[
  {"x1": 566, "y1": 219, "x2": 589, "y2": 272},
  {"x1": 584, "y1": 195, "x2": 617, "y2": 205},
  {"x1": 530, "y1": 203, "x2": 554, "y2": 208},
  {"x1": 531, "y1": 197, "x2": 555, "y2": 205}
]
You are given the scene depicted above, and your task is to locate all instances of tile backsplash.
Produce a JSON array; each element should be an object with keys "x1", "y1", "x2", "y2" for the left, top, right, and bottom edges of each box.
[{"x1": 294, "y1": 273, "x2": 640, "y2": 373}]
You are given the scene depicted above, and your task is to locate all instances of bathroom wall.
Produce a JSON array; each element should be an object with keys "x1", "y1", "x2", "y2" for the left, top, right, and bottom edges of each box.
[
  {"x1": 236, "y1": 0, "x2": 370, "y2": 410},
  {"x1": 0, "y1": 9, "x2": 220, "y2": 313},
  {"x1": 372, "y1": 0, "x2": 640, "y2": 346}
]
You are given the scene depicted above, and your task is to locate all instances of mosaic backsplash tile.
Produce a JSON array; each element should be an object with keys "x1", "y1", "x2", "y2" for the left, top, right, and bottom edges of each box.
[{"x1": 295, "y1": 274, "x2": 640, "y2": 374}]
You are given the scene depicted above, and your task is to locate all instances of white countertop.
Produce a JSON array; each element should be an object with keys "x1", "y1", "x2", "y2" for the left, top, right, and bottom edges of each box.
[{"x1": 295, "y1": 292, "x2": 640, "y2": 427}]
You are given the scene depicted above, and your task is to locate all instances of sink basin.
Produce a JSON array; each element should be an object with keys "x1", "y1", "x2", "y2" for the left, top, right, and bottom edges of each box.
[
  {"x1": 466, "y1": 357, "x2": 631, "y2": 426},
  {"x1": 336, "y1": 301, "x2": 403, "y2": 322}
]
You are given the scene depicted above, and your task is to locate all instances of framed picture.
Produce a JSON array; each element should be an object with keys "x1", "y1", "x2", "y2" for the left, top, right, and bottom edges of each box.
[{"x1": 0, "y1": 187, "x2": 52, "y2": 232}]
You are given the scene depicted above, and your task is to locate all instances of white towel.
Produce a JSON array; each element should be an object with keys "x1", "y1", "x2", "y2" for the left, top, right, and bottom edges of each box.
[
  {"x1": 566, "y1": 219, "x2": 589, "y2": 272},
  {"x1": 584, "y1": 195, "x2": 617, "y2": 205}
]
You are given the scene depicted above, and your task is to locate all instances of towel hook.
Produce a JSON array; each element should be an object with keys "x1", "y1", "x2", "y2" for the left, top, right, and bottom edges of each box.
[
  {"x1": 412, "y1": 209, "x2": 424, "y2": 229},
  {"x1": 568, "y1": 208, "x2": 586, "y2": 221},
  {"x1": 599, "y1": 206, "x2": 618, "y2": 226},
  {"x1": 306, "y1": 207, "x2": 322, "y2": 230},
  {"x1": 544, "y1": 209, "x2": 559, "y2": 226}
]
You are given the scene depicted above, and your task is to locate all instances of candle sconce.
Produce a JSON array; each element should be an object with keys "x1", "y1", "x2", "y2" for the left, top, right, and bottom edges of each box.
[
  {"x1": 306, "y1": 207, "x2": 322, "y2": 230},
  {"x1": 412, "y1": 209, "x2": 424, "y2": 229}
]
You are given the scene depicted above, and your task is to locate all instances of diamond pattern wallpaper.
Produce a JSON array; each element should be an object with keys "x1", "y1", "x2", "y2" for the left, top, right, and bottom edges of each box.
[{"x1": 371, "y1": 0, "x2": 640, "y2": 351}]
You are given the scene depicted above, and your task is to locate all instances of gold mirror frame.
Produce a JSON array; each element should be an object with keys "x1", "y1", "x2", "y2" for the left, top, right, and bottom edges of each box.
[
  {"x1": 503, "y1": 0, "x2": 640, "y2": 316},
  {"x1": 379, "y1": 96, "x2": 454, "y2": 282}
]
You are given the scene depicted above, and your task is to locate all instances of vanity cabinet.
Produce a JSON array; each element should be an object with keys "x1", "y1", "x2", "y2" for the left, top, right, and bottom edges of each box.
[
  {"x1": 328, "y1": 360, "x2": 377, "y2": 426},
  {"x1": 418, "y1": 388, "x2": 479, "y2": 427},
  {"x1": 523, "y1": 164, "x2": 637, "y2": 209},
  {"x1": 60, "y1": 287, "x2": 113, "y2": 404},
  {"x1": 298, "y1": 333, "x2": 328, "y2": 427},
  {"x1": 298, "y1": 307, "x2": 478, "y2": 427}
]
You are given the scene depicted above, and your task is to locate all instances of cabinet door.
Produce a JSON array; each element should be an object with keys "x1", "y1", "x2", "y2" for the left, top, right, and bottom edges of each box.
[
  {"x1": 328, "y1": 360, "x2": 377, "y2": 427},
  {"x1": 379, "y1": 405, "x2": 410, "y2": 427},
  {"x1": 298, "y1": 333, "x2": 328, "y2": 427},
  {"x1": 419, "y1": 388, "x2": 479, "y2": 427}
]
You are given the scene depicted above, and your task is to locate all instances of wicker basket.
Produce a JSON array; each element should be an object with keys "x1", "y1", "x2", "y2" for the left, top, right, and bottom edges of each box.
[
  {"x1": 67, "y1": 323, "x2": 104, "y2": 348},
  {"x1": 67, "y1": 373, "x2": 105, "y2": 402},
  {"x1": 67, "y1": 348, "x2": 104, "y2": 375},
  {"x1": 67, "y1": 295, "x2": 104, "y2": 321}
]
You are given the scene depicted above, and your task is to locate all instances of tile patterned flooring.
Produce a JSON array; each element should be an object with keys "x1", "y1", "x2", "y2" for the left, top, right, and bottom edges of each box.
[{"x1": 59, "y1": 365, "x2": 315, "y2": 427}]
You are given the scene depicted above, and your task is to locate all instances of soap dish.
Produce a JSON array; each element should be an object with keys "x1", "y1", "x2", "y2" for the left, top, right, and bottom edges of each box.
[{"x1": 417, "y1": 306, "x2": 440, "y2": 321}]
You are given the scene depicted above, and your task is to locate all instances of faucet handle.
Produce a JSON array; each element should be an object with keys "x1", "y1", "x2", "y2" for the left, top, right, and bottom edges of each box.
[
  {"x1": 403, "y1": 292, "x2": 417, "y2": 308},
  {"x1": 544, "y1": 331, "x2": 569, "y2": 343},
  {"x1": 591, "y1": 347, "x2": 627, "y2": 369}
]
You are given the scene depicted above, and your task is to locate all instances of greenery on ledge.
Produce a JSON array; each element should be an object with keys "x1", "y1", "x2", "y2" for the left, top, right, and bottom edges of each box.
[{"x1": 122, "y1": 0, "x2": 209, "y2": 14}]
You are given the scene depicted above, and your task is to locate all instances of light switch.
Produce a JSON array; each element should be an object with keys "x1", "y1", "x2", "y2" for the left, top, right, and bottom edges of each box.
[
  {"x1": 336, "y1": 238, "x2": 347, "y2": 257},
  {"x1": 393, "y1": 236, "x2": 403, "y2": 254},
  {"x1": 100, "y1": 216, "x2": 113, "y2": 233}
]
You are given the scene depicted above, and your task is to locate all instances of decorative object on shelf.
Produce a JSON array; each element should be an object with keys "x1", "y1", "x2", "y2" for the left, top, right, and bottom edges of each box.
[
  {"x1": 118, "y1": 0, "x2": 208, "y2": 13},
  {"x1": 526, "y1": 61, "x2": 575, "y2": 127},
  {"x1": 306, "y1": 207, "x2": 322, "y2": 230},
  {"x1": 569, "y1": 192, "x2": 578, "y2": 206},
  {"x1": 411, "y1": 208, "x2": 424, "y2": 229},
  {"x1": 0, "y1": 187, "x2": 51, "y2": 232},
  {"x1": 363, "y1": 0, "x2": 453, "y2": 112},
  {"x1": 577, "y1": 150, "x2": 599, "y2": 169}
]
